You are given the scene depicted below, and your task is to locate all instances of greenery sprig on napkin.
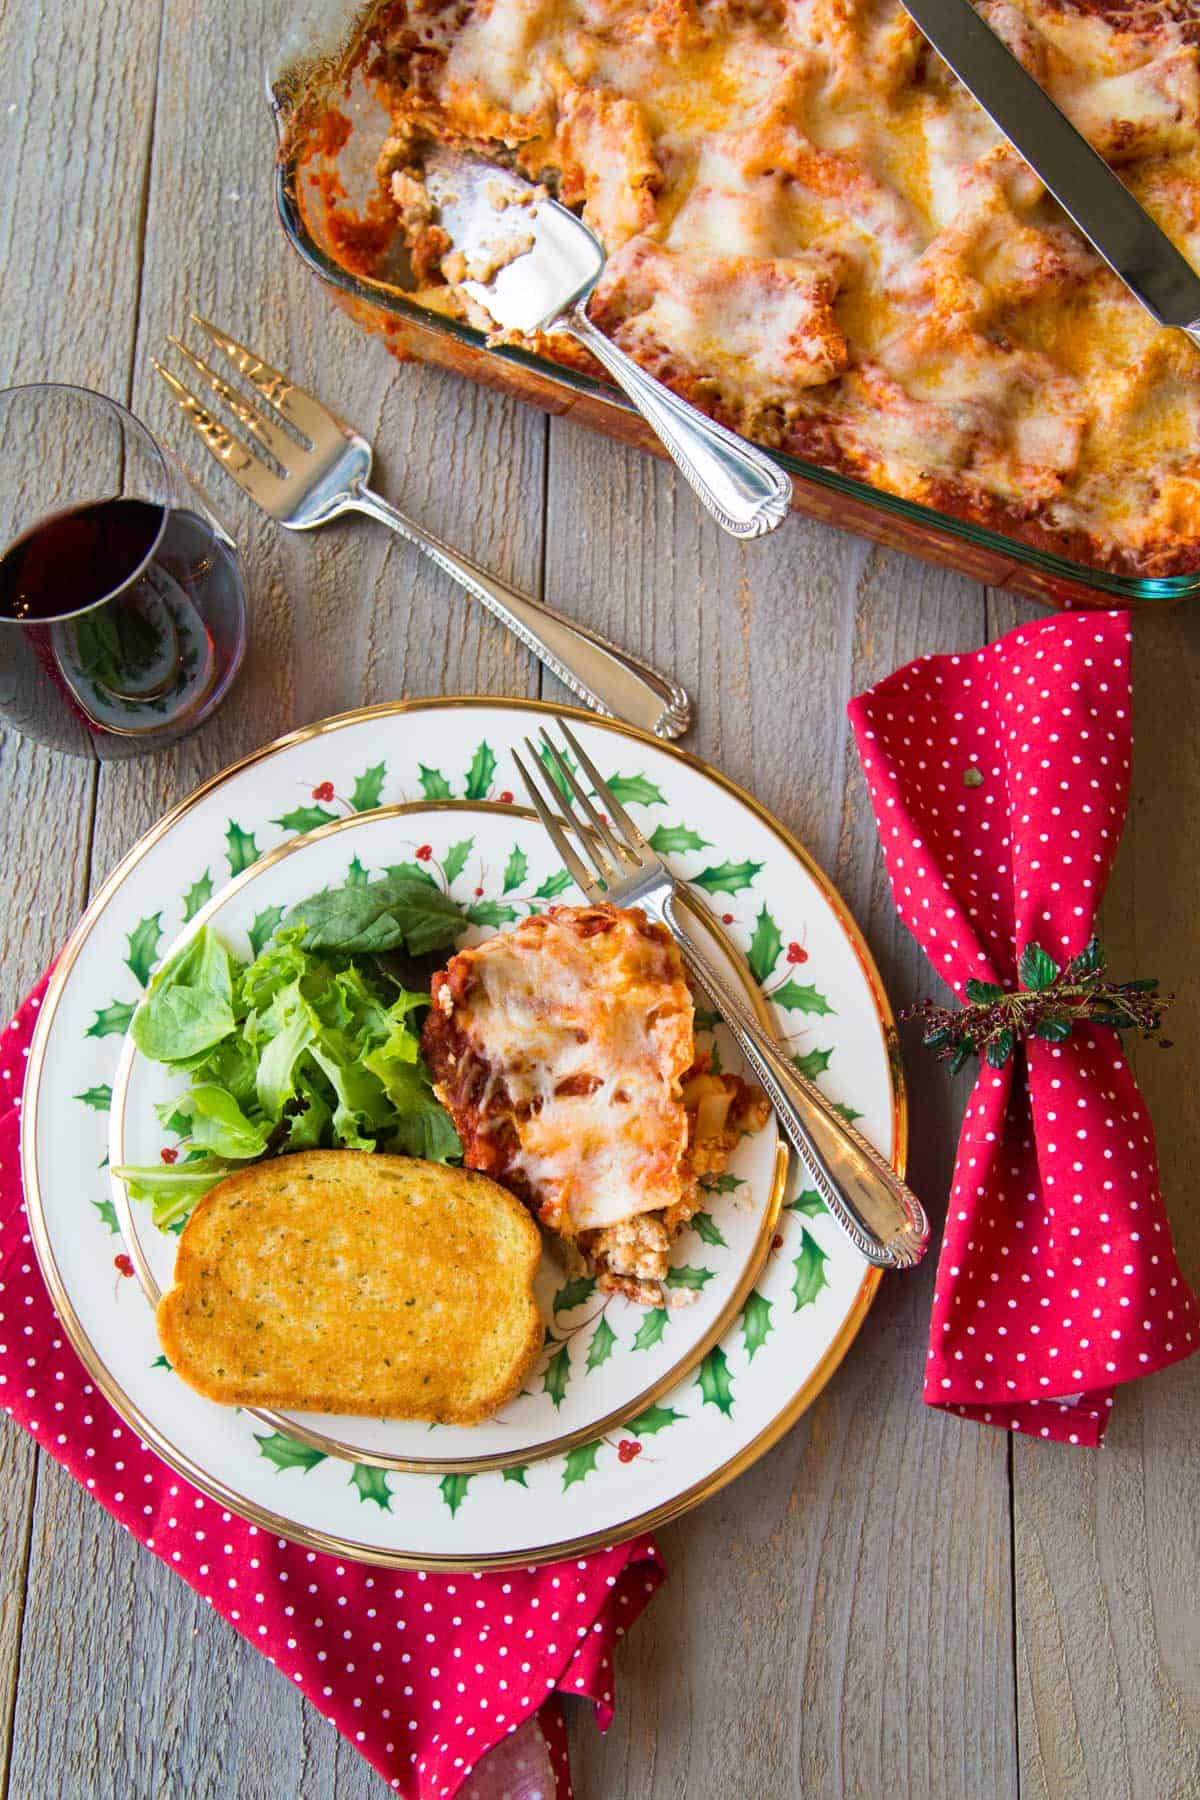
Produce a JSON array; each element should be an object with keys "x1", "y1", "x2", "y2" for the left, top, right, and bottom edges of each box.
[{"x1": 114, "y1": 871, "x2": 466, "y2": 1229}]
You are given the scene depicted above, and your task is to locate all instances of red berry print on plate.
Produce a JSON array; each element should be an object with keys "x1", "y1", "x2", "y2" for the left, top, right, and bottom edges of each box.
[
  {"x1": 617, "y1": 1440, "x2": 642, "y2": 1464},
  {"x1": 786, "y1": 942, "x2": 808, "y2": 964},
  {"x1": 160, "y1": 1146, "x2": 178, "y2": 1164},
  {"x1": 416, "y1": 844, "x2": 433, "y2": 862},
  {"x1": 114, "y1": 1253, "x2": 134, "y2": 1279},
  {"x1": 498, "y1": 790, "x2": 514, "y2": 804},
  {"x1": 721, "y1": 913, "x2": 734, "y2": 926},
  {"x1": 311, "y1": 781, "x2": 334, "y2": 802}
]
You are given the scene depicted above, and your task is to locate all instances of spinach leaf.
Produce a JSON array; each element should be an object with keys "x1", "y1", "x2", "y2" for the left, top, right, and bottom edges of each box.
[{"x1": 280, "y1": 875, "x2": 464, "y2": 957}]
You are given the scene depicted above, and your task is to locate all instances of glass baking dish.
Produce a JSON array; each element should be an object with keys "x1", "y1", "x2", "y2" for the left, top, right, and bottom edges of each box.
[{"x1": 268, "y1": 0, "x2": 1199, "y2": 610}]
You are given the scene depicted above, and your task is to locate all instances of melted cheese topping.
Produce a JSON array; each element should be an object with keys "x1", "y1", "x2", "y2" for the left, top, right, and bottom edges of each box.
[
  {"x1": 428, "y1": 906, "x2": 695, "y2": 1232},
  {"x1": 371, "y1": 0, "x2": 1200, "y2": 573}
]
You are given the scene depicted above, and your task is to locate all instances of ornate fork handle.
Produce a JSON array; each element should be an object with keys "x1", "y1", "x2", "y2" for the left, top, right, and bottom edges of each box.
[
  {"x1": 348, "y1": 486, "x2": 690, "y2": 739},
  {"x1": 664, "y1": 894, "x2": 929, "y2": 1268}
]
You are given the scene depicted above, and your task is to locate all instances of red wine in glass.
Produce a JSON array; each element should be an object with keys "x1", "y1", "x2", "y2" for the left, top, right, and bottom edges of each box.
[{"x1": 0, "y1": 385, "x2": 247, "y2": 759}]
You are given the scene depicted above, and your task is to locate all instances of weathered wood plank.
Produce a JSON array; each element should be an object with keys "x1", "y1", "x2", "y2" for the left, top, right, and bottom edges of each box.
[
  {"x1": 545, "y1": 423, "x2": 1017, "y2": 1799},
  {"x1": 996, "y1": 597, "x2": 1200, "y2": 1800}
]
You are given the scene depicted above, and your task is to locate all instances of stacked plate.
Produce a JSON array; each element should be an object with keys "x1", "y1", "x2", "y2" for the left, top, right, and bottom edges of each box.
[{"x1": 23, "y1": 700, "x2": 903, "y2": 1567}]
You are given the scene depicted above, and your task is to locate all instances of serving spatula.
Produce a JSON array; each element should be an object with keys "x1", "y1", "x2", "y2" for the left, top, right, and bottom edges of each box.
[{"x1": 423, "y1": 148, "x2": 793, "y2": 539}]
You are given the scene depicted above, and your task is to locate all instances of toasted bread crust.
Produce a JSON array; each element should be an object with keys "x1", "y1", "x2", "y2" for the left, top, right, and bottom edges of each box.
[{"x1": 157, "y1": 1150, "x2": 543, "y2": 1425}]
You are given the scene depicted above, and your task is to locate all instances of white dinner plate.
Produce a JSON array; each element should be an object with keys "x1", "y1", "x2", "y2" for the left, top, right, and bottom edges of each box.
[
  {"x1": 108, "y1": 803, "x2": 787, "y2": 1473},
  {"x1": 23, "y1": 699, "x2": 903, "y2": 1567}
]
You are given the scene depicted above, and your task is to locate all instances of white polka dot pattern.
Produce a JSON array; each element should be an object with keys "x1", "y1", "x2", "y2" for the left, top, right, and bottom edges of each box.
[
  {"x1": 0, "y1": 981, "x2": 662, "y2": 1800},
  {"x1": 848, "y1": 611, "x2": 1199, "y2": 1445}
]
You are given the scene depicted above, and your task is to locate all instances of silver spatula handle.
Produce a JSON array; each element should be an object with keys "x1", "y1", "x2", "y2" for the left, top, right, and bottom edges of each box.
[
  {"x1": 567, "y1": 309, "x2": 793, "y2": 540},
  {"x1": 665, "y1": 894, "x2": 929, "y2": 1269}
]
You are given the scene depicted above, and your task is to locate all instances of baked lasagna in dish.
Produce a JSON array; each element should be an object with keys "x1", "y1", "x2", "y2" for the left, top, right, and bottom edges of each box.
[
  {"x1": 355, "y1": 0, "x2": 1200, "y2": 576},
  {"x1": 421, "y1": 903, "x2": 769, "y2": 1304}
]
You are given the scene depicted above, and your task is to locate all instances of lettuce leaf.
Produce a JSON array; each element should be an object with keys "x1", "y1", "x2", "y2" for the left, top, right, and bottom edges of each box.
[{"x1": 120, "y1": 885, "x2": 466, "y2": 1231}]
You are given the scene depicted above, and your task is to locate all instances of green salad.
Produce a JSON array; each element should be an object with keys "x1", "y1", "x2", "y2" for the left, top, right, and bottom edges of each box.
[{"x1": 114, "y1": 871, "x2": 468, "y2": 1229}]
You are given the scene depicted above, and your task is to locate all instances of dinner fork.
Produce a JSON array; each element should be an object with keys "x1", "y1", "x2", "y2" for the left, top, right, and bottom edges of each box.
[
  {"x1": 151, "y1": 316, "x2": 690, "y2": 739},
  {"x1": 514, "y1": 720, "x2": 931, "y2": 1270}
]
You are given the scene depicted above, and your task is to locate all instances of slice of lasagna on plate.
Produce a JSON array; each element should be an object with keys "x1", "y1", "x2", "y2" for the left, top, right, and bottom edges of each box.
[{"x1": 421, "y1": 903, "x2": 768, "y2": 1305}]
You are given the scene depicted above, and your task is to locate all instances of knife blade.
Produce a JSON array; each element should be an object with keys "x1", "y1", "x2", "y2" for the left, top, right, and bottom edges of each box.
[{"x1": 898, "y1": 0, "x2": 1200, "y2": 334}]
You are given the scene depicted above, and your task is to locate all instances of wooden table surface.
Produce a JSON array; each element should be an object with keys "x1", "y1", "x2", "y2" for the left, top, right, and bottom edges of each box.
[{"x1": 2, "y1": 4, "x2": 1198, "y2": 1795}]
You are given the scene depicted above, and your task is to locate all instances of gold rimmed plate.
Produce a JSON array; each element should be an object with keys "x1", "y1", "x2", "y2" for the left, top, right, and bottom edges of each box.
[
  {"x1": 108, "y1": 801, "x2": 788, "y2": 1474},
  {"x1": 23, "y1": 698, "x2": 902, "y2": 1568}
]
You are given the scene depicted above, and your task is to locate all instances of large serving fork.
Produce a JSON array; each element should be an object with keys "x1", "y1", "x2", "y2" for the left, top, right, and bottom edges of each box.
[
  {"x1": 151, "y1": 316, "x2": 690, "y2": 739},
  {"x1": 514, "y1": 721, "x2": 930, "y2": 1270}
]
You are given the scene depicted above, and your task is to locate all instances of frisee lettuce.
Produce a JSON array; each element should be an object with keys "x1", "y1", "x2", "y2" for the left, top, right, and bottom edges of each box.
[{"x1": 114, "y1": 894, "x2": 463, "y2": 1229}]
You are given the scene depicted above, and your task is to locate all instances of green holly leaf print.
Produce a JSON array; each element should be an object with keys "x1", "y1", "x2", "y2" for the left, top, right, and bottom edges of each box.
[
  {"x1": 632, "y1": 1309, "x2": 669, "y2": 1352},
  {"x1": 606, "y1": 773, "x2": 666, "y2": 807},
  {"x1": 543, "y1": 1342, "x2": 571, "y2": 1409},
  {"x1": 586, "y1": 1316, "x2": 618, "y2": 1372},
  {"x1": 440, "y1": 1473, "x2": 472, "y2": 1517},
  {"x1": 538, "y1": 743, "x2": 577, "y2": 799},
  {"x1": 747, "y1": 905, "x2": 783, "y2": 985},
  {"x1": 273, "y1": 804, "x2": 338, "y2": 834},
  {"x1": 383, "y1": 861, "x2": 438, "y2": 889},
  {"x1": 690, "y1": 1212, "x2": 727, "y2": 1248},
  {"x1": 553, "y1": 1276, "x2": 596, "y2": 1314},
  {"x1": 563, "y1": 1443, "x2": 601, "y2": 1490},
  {"x1": 442, "y1": 839, "x2": 474, "y2": 886},
  {"x1": 534, "y1": 870, "x2": 573, "y2": 901},
  {"x1": 772, "y1": 981, "x2": 835, "y2": 1016},
  {"x1": 648, "y1": 824, "x2": 711, "y2": 855},
  {"x1": 787, "y1": 1189, "x2": 826, "y2": 1217},
  {"x1": 502, "y1": 846, "x2": 529, "y2": 893},
  {"x1": 792, "y1": 1228, "x2": 830, "y2": 1311},
  {"x1": 92, "y1": 1197, "x2": 120, "y2": 1235},
  {"x1": 152, "y1": 1353, "x2": 172, "y2": 1370},
  {"x1": 664, "y1": 1264, "x2": 713, "y2": 1293},
  {"x1": 693, "y1": 1008, "x2": 722, "y2": 1031},
  {"x1": 697, "y1": 1345, "x2": 734, "y2": 1416},
  {"x1": 75, "y1": 1085, "x2": 113, "y2": 1112},
  {"x1": 700, "y1": 1172, "x2": 742, "y2": 1196},
  {"x1": 792, "y1": 1046, "x2": 834, "y2": 1081},
  {"x1": 225, "y1": 822, "x2": 260, "y2": 876},
  {"x1": 467, "y1": 900, "x2": 520, "y2": 929},
  {"x1": 346, "y1": 856, "x2": 368, "y2": 887},
  {"x1": 86, "y1": 1000, "x2": 136, "y2": 1039},
  {"x1": 691, "y1": 860, "x2": 764, "y2": 896},
  {"x1": 503, "y1": 1465, "x2": 529, "y2": 1486},
  {"x1": 247, "y1": 906, "x2": 285, "y2": 958},
  {"x1": 465, "y1": 742, "x2": 497, "y2": 800},
  {"x1": 418, "y1": 764, "x2": 453, "y2": 800},
  {"x1": 350, "y1": 761, "x2": 386, "y2": 811},
  {"x1": 351, "y1": 1464, "x2": 393, "y2": 1511},
  {"x1": 834, "y1": 1103, "x2": 862, "y2": 1125},
  {"x1": 124, "y1": 914, "x2": 163, "y2": 987},
  {"x1": 629, "y1": 1403, "x2": 683, "y2": 1436},
  {"x1": 182, "y1": 871, "x2": 214, "y2": 922},
  {"x1": 741, "y1": 1291, "x2": 773, "y2": 1362},
  {"x1": 254, "y1": 1432, "x2": 326, "y2": 1473}
]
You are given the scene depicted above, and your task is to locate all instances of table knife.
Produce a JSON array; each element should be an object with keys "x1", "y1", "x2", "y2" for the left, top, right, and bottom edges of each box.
[{"x1": 898, "y1": 0, "x2": 1200, "y2": 342}]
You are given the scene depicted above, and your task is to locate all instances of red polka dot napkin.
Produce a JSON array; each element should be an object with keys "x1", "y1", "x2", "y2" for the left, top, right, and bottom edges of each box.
[
  {"x1": 849, "y1": 610, "x2": 1198, "y2": 1445},
  {"x1": 0, "y1": 979, "x2": 664, "y2": 1797}
]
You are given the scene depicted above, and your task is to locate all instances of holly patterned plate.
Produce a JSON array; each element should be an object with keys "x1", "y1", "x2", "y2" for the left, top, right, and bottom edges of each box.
[
  {"x1": 108, "y1": 803, "x2": 787, "y2": 1474},
  {"x1": 23, "y1": 699, "x2": 903, "y2": 1568}
]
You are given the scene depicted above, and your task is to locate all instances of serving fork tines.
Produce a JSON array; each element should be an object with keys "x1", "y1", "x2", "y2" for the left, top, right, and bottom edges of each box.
[
  {"x1": 151, "y1": 316, "x2": 690, "y2": 740},
  {"x1": 514, "y1": 719, "x2": 931, "y2": 1271}
]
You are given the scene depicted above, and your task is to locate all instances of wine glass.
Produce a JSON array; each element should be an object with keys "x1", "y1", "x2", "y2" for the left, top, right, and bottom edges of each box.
[{"x1": 0, "y1": 383, "x2": 248, "y2": 758}]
